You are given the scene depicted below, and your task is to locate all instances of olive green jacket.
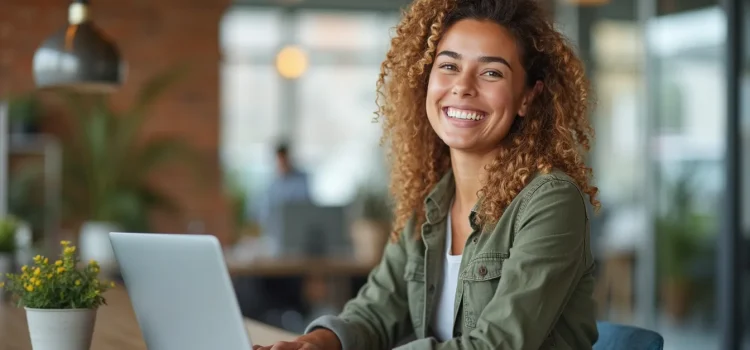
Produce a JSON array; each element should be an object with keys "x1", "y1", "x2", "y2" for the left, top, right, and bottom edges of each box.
[{"x1": 305, "y1": 170, "x2": 598, "y2": 349}]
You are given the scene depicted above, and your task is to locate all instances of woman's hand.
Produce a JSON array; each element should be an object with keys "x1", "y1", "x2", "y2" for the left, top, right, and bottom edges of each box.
[
  {"x1": 252, "y1": 340, "x2": 321, "y2": 350},
  {"x1": 252, "y1": 329, "x2": 341, "y2": 350}
]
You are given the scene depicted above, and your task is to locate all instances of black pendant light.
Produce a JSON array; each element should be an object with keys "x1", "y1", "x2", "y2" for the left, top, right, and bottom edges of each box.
[{"x1": 32, "y1": 0, "x2": 125, "y2": 93}]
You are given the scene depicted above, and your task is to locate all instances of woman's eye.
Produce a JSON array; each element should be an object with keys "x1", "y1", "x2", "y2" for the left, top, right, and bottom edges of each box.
[
  {"x1": 439, "y1": 63, "x2": 458, "y2": 71},
  {"x1": 483, "y1": 70, "x2": 503, "y2": 78}
]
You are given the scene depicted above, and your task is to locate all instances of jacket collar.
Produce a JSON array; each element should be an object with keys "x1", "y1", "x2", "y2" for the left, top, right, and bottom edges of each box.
[
  {"x1": 424, "y1": 169, "x2": 482, "y2": 230},
  {"x1": 424, "y1": 170, "x2": 455, "y2": 224}
]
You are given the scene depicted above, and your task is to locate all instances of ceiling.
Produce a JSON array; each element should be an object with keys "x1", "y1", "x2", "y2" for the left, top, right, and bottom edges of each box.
[{"x1": 233, "y1": 0, "x2": 721, "y2": 19}]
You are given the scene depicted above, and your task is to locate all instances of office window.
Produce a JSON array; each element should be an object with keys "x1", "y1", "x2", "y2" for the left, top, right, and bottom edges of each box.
[{"x1": 220, "y1": 7, "x2": 398, "y2": 208}]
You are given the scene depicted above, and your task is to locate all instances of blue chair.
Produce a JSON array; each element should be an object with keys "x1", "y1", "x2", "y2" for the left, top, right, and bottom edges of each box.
[{"x1": 594, "y1": 321, "x2": 664, "y2": 350}]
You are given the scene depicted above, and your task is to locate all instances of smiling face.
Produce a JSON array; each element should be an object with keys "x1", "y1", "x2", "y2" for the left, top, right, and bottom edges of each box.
[{"x1": 426, "y1": 19, "x2": 537, "y2": 154}]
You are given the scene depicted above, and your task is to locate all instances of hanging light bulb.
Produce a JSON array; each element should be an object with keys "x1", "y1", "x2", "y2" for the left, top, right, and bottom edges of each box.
[{"x1": 33, "y1": 0, "x2": 126, "y2": 93}]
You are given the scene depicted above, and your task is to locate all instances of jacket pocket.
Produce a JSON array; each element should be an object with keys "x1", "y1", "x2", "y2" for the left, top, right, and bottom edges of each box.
[
  {"x1": 458, "y1": 254, "x2": 508, "y2": 328},
  {"x1": 403, "y1": 257, "x2": 426, "y2": 328}
]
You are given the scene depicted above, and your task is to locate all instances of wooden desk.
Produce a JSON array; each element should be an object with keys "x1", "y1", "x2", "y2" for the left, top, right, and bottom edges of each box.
[{"x1": 0, "y1": 288, "x2": 296, "y2": 349}]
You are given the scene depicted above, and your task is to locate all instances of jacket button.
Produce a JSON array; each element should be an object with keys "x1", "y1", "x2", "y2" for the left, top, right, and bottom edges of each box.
[
  {"x1": 478, "y1": 265, "x2": 488, "y2": 277},
  {"x1": 423, "y1": 225, "x2": 432, "y2": 234},
  {"x1": 472, "y1": 237, "x2": 478, "y2": 243}
]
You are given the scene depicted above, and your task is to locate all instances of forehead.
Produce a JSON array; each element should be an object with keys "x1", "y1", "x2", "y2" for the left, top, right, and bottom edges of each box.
[{"x1": 437, "y1": 19, "x2": 521, "y2": 64}]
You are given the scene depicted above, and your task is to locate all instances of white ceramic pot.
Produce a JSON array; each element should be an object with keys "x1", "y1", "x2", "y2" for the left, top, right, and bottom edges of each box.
[
  {"x1": 25, "y1": 308, "x2": 97, "y2": 350},
  {"x1": 79, "y1": 221, "x2": 119, "y2": 274}
]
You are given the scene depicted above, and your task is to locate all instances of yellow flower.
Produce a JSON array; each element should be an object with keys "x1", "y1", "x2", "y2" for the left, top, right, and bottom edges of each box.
[
  {"x1": 29, "y1": 277, "x2": 36, "y2": 283},
  {"x1": 55, "y1": 260, "x2": 62, "y2": 266},
  {"x1": 33, "y1": 267, "x2": 40, "y2": 276},
  {"x1": 89, "y1": 259, "x2": 99, "y2": 266},
  {"x1": 43, "y1": 258, "x2": 48, "y2": 264},
  {"x1": 56, "y1": 267, "x2": 65, "y2": 274},
  {"x1": 63, "y1": 247, "x2": 76, "y2": 255},
  {"x1": 75, "y1": 279, "x2": 81, "y2": 286},
  {"x1": 21, "y1": 265, "x2": 27, "y2": 272},
  {"x1": 110, "y1": 281, "x2": 116, "y2": 288},
  {"x1": 60, "y1": 240, "x2": 71, "y2": 247},
  {"x1": 34, "y1": 280, "x2": 40, "y2": 286},
  {"x1": 25, "y1": 285, "x2": 33, "y2": 292},
  {"x1": 46, "y1": 273, "x2": 52, "y2": 279},
  {"x1": 0, "y1": 282, "x2": 5, "y2": 288},
  {"x1": 33, "y1": 255, "x2": 42, "y2": 263}
]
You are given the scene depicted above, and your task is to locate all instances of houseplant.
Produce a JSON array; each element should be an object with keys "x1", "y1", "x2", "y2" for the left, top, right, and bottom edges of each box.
[
  {"x1": 7, "y1": 92, "x2": 42, "y2": 135},
  {"x1": 0, "y1": 240, "x2": 115, "y2": 350},
  {"x1": 59, "y1": 65, "x2": 204, "y2": 272},
  {"x1": 0, "y1": 216, "x2": 18, "y2": 277},
  {"x1": 349, "y1": 184, "x2": 393, "y2": 265},
  {"x1": 656, "y1": 167, "x2": 714, "y2": 322}
]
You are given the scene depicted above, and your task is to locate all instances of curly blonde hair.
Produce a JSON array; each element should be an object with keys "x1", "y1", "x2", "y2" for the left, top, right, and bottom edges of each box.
[{"x1": 376, "y1": 0, "x2": 600, "y2": 239}]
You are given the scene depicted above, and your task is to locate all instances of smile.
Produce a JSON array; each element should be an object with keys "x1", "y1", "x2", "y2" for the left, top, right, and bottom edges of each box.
[{"x1": 443, "y1": 107, "x2": 486, "y2": 121}]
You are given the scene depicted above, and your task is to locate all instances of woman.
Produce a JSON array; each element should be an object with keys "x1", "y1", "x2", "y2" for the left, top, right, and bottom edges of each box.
[{"x1": 255, "y1": 0, "x2": 599, "y2": 348}]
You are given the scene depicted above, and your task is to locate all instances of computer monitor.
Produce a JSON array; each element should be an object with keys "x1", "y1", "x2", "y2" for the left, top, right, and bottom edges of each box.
[{"x1": 276, "y1": 202, "x2": 351, "y2": 258}]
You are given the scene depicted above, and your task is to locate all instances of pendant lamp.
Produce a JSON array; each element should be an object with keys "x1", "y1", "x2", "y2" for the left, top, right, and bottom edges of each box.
[{"x1": 32, "y1": 0, "x2": 125, "y2": 93}]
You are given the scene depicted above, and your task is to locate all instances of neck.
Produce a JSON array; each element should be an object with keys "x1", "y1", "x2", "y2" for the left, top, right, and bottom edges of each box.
[{"x1": 450, "y1": 148, "x2": 498, "y2": 212}]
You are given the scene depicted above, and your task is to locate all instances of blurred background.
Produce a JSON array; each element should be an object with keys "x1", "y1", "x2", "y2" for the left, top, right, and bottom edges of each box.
[{"x1": 0, "y1": 0, "x2": 748, "y2": 349}]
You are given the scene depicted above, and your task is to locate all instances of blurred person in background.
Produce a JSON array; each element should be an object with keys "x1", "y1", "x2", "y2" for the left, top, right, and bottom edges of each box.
[
  {"x1": 255, "y1": 142, "x2": 311, "y2": 255},
  {"x1": 237, "y1": 142, "x2": 310, "y2": 329},
  {"x1": 255, "y1": 0, "x2": 600, "y2": 348}
]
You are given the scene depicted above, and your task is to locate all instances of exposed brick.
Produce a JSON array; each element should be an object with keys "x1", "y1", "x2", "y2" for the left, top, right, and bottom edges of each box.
[{"x1": 1, "y1": 0, "x2": 233, "y2": 244}]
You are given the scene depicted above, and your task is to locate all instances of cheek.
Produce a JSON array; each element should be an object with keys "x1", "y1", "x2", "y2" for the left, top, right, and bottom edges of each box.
[
  {"x1": 426, "y1": 72, "x2": 451, "y2": 104},
  {"x1": 482, "y1": 84, "x2": 516, "y2": 113}
]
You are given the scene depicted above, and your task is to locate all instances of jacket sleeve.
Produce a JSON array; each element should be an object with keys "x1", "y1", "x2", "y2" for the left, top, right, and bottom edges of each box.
[
  {"x1": 304, "y1": 222, "x2": 414, "y2": 350},
  {"x1": 394, "y1": 179, "x2": 592, "y2": 350}
]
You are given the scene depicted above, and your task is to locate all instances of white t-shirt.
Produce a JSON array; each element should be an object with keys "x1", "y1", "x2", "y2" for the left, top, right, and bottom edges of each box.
[{"x1": 432, "y1": 210, "x2": 463, "y2": 341}]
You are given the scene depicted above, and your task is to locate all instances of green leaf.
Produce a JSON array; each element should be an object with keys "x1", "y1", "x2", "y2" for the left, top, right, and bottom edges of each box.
[{"x1": 56, "y1": 65, "x2": 200, "y2": 231}]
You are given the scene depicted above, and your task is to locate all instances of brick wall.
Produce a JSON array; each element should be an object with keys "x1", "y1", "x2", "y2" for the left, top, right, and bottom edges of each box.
[{"x1": 0, "y1": 0, "x2": 233, "y2": 243}]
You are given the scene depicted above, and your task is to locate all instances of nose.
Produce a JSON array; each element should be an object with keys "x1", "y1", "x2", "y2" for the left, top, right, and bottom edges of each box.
[{"x1": 451, "y1": 73, "x2": 477, "y2": 97}]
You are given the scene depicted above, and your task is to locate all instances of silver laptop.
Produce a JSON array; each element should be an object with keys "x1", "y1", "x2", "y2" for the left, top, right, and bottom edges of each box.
[{"x1": 109, "y1": 232, "x2": 253, "y2": 350}]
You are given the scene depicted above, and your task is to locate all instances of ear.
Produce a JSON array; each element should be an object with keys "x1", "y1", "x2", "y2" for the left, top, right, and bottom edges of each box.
[{"x1": 517, "y1": 80, "x2": 543, "y2": 117}]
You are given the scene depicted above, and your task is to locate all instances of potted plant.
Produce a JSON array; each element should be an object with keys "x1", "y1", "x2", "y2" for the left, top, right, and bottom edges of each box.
[
  {"x1": 0, "y1": 240, "x2": 115, "y2": 350},
  {"x1": 58, "y1": 65, "x2": 204, "y2": 273},
  {"x1": 349, "y1": 184, "x2": 393, "y2": 265},
  {"x1": 0, "y1": 216, "x2": 18, "y2": 277},
  {"x1": 7, "y1": 92, "x2": 42, "y2": 135},
  {"x1": 656, "y1": 167, "x2": 714, "y2": 322}
]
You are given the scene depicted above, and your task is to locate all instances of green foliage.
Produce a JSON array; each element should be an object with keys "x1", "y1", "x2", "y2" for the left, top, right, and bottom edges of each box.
[
  {"x1": 7, "y1": 92, "x2": 42, "y2": 125},
  {"x1": 58, "y1": 65, "x2": 206, "y2": 231},
  {"x1": 0, "y1": 241, "x2": 115, "y2": 309},
  {"x1": 0, "y1": 216, "x2": 18, "y2": 253},
  {"x1": 353, "y1": 184, "x2": 393, "y2": 224},
  {"x1": 8, "y1": 162, "x2": 45, "y2": 240},
  {"x1": 655, "y1": 168, "x2": 714, "y2": 280},
  {"x1": 224, "y1": 171, "x2": 249, "y2": 231}
]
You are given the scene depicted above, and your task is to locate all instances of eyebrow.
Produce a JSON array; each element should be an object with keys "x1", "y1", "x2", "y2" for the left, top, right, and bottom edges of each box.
[{"x1": 437, "y1": 50, "x2": 512, "y2": 71}]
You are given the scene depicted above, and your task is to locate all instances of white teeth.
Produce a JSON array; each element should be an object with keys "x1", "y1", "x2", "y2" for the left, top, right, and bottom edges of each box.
[{"x1": 446, "y1": 107, "x2": 485, "y2": 121}]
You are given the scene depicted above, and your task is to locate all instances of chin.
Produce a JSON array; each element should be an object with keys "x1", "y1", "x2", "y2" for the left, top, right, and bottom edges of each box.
[{"x1": 439, "y1": 135, "x2": 480, "y2": 151}]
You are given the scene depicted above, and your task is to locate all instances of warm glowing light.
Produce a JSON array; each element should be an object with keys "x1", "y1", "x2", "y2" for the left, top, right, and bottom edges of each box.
[{"x1": 275, "y1": 46, "x2": 308, "y2": 79}]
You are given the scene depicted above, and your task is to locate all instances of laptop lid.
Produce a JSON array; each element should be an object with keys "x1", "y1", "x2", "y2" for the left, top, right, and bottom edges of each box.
[{"x1": 109, "y1": 232, "x2": 252, "y2": 350}]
